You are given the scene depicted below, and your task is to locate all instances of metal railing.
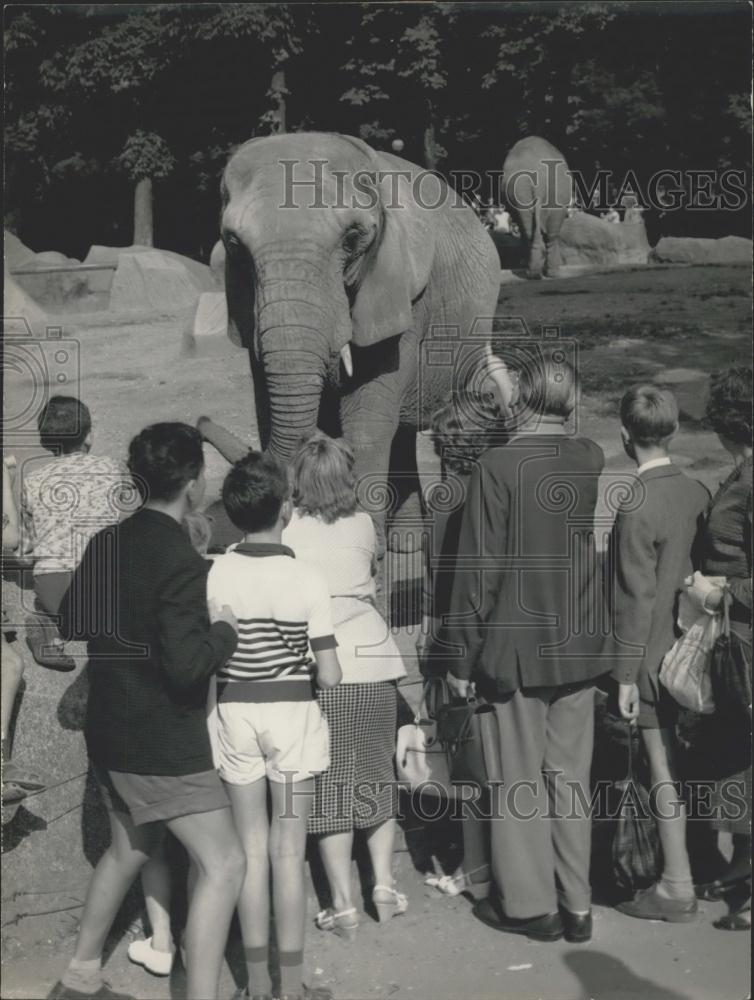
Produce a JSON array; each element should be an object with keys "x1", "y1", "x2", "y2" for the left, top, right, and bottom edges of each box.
[{"x1": 9, "y1": 263, "x2": 117, "y2": 276}]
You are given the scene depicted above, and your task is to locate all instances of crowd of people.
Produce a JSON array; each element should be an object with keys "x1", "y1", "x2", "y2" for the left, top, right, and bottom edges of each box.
[{"x1": 1, "y1": 348, "x2": 751, "y2": 1000}]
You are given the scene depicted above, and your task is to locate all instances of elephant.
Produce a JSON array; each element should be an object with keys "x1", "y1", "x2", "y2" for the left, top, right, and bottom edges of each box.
[
  {"x1": 207, "y1": 131, "x2": 501, "y2": 550},
  {"x1": 502, "y1": 136, "x2": 572, "y2": 278}
]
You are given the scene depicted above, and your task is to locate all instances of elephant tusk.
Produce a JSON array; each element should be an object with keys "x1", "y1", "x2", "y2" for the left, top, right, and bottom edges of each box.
[{"x1": 340, "y1": 344, "x2": 353, "y2": 378}]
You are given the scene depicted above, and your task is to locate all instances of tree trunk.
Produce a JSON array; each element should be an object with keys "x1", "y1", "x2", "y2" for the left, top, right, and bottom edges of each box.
[
  {"x1": 270, "y1": 68, "x2": 287, "y2": 134},
  {"x1": 423, "y1": 99, "x2": 439, "y2": 170},
  {"x1": 133, "y1": 177, "x2": 153, "y2": 246}
]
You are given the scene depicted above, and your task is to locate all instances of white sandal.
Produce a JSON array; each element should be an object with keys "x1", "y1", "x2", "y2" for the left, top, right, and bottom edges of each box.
[
  {"x1": 424, "y1": 873, "x2": 465, "y2": 897},
  {"x1": 372, "y1": 884, "x2": 409, "y2": 923},
  {"x1": 315, "y1": 906, "x2": 360, "y2": 940},
  {"x1": 127, "y1": 936, "x2": 175, "y2": 976}
]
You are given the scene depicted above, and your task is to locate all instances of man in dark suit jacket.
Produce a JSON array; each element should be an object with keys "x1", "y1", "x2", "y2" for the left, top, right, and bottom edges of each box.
[
  {"x1": 610, "y1": 387, "x2": 709, "y2": 924},
  {"x1": 446, "y1": 349, "x2": 608, "y2": 944}
]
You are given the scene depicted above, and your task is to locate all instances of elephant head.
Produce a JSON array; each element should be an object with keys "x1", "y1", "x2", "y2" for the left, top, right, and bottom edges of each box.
[{"x1": 218, "y1": 132, "x2": 436, "y2": 461}]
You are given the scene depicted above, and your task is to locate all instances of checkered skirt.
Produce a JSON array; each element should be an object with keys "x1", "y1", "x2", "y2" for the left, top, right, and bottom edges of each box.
[{"x1": 308, "y1": 681, "x2": 398, "y2": 834}]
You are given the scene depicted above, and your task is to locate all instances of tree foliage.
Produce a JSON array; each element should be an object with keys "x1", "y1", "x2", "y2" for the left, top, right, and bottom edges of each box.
[{"x1": 4, "y1": 1, "x2": 751, "y2": 257}]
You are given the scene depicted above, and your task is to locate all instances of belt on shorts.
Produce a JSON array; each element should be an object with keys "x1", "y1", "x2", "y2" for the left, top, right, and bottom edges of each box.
[{"x1": 217, "y1": 679, "x2": 316, "y2": 703}]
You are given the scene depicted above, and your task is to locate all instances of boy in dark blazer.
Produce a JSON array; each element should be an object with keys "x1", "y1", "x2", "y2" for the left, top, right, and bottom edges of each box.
[{"x1": 610, "y1": 386, "x2": 709, "y2": 923}]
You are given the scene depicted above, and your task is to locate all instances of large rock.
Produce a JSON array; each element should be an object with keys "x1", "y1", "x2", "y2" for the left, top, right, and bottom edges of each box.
[
  {"x1": 4, "y1": 230, "x2": 36, "y2": 270},
  {"x1": 11, "y1": 250, "x2": 92, "y2": 312},
  {"x1": 182, "y1": 290, "x2": 239, "y2": 358},
  {"x1": 559, "y1": 213, "x2": 650, "y2": 268},
  {"x1": 25, "y1": 250, "x2": 81, "y2": 267},
  {"x1": 650, "y1": 235, "x2": 752, "y2": 265},
  {"x1": 108, "y1": 249, "x2": 217, "y2": 316},
  {"x1": 3, "y1": 268, "x2": 50, "y2": 337},
  {"x1": 85, "y1": 245, "x2": 218, "y2": 292}
]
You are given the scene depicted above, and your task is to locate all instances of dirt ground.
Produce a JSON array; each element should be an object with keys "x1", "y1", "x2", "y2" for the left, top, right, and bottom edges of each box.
[{"x1": 2, "y1": 262, "x2": 751, "y2": 1000}]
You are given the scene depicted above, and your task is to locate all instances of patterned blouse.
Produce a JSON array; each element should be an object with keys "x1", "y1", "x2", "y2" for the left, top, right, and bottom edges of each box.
[{"x1": 21, "y1": 452, "x2": 137, "y2": 575}]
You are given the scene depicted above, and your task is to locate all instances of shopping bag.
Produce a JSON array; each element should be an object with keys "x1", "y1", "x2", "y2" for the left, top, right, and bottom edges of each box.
[
  {"x1": 396, "y1": 679, "x2": 453, "y2": 797},
  {"x1": 659, "y1": 611, "x2": 721, "y2": 714},
  {"x1": 436, "y1": 698, "x2": 503, "y2": 786},
  {"x1": 710, "y1": 595, "x2": 752, "y2": 723},
  {"x1": 612, "y1": 722, "x2": 661, "y2": 895}
]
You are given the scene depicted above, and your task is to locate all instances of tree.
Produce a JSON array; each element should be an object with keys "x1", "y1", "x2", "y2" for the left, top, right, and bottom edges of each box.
[
  {"x1": 481, "y1": 4, "x2": 625, "y2": 155},
  {"x1": 116, "y1": 130, "x2": 175, "y2": 246},
  {"x1": 5, "y1": 3, "x2": 751, "y2": 255},
  {"x1": 340, "y1": 5, "x2": 452, "y2": 168},
  {"x1": 39, "y1": 7, "x2": 176, "y2": 246},
  {"x1": 4, "y1": 6, "x2": 85, "y2": 240}
]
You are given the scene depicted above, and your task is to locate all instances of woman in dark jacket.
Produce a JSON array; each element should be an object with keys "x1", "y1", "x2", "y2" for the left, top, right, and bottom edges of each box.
[
  {"x1": 419, "y1": 390, "x2": 506, "y2": 898},
  {"x1": 685, "y1": 367, "x2": 752, "y2": 931}
]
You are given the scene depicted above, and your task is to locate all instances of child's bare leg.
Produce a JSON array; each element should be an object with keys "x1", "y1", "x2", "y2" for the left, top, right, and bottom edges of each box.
[
  {"x1": 1, "y1": 634, "x2": 24, "y2": 750},
  {"x1": 225, "y1": 777, "x2": 273, "y2": 998},
  {"x1": 139, "y1": 843, "x2": 173, "y2": 953},
  {"x1": 60, "y1": 808, "x2": 160, "y2": 993},
  {"x1": 270, "y1": 778, "x2": 314, "y2": 999},
  {"x1": 167, "y1": 807, "x2": 246, "y2": 1000},
  {"x1": 642, "y1": 727, "x2": 693, "y2": 897},
  {"x1": 176, "y1": 860, "x2": 198, "y2": 968},
  {"x1": 365, "y1": 817, "x2": 397, "y2": 890},
  {"x1": 317, "y1": 831, "x2": 355, "y2": 912}
]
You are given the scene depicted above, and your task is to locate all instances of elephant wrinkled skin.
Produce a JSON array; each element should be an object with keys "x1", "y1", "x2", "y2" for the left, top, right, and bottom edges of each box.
[
  {"x1": 213, "y1": 131, "x2": 501, "y2": 548},
  {"x1": 503, "y1": 136, "x2": 572, "y2": 278}
]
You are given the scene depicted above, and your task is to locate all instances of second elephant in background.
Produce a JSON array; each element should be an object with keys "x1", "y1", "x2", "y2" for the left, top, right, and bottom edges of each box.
[{"x1": 503, "y1": 136, "x2": 572, "y2": 278}]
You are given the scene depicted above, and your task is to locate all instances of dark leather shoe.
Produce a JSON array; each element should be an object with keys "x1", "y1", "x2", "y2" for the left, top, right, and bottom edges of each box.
[
  {"x1": 561, "y1": 907, "x2": 592, "y2": 943},
  {"x1": 472, "y1": 896, "x2": 564, "y2": 941},
  {"x1": 617, "y1": 884, "x2": 698, "y2": 923}
]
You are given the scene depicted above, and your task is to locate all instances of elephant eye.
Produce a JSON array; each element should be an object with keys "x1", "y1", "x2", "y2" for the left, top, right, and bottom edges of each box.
[{"x1": 343, "y1": 225, "x2": 366, "y2": 257}]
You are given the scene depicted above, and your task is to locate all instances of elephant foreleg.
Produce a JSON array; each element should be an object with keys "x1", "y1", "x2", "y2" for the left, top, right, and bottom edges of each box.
[
  {"x1": 387, "y1": 426, "x2": 424, "y2": 554},
  {"x1": 339, "y1": 378, "x2": 401, "y2": 557},
  {"x1": 543, "y1": 234, "x2": 563, "y2": 277},
  {"x1": 527, "y1": 202, "x2": 545, "y2": 278},
  {"x1": 542, "y1": 208, "x2": 568, "y2": 278}
]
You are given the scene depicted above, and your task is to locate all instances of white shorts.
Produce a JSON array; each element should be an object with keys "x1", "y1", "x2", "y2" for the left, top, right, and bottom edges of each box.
[{"x1": 215, "y1": 699, "x2": 330, "y2": 785}]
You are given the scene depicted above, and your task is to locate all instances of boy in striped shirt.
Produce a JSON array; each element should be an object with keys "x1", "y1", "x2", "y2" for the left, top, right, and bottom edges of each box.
[{"x1": 208, "y1": 451, "x2": 340, "y2": 1000}]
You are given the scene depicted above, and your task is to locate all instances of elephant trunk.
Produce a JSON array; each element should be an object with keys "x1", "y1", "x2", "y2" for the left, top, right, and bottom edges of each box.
[
  {"x1": 261, "y1": 348, "x2": 326, "y2": 462},
  {"x1": 255, "y1": 257, "x2": 334, "y2": 462}
]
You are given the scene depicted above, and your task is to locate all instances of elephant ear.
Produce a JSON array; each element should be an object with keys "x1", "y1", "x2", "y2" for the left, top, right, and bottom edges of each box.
[
  {"x1": 224, "y1": 242, "x2": 255, "y2": 350},
  {"x1": 349, "y1": 151, "x2": 437, "y2": 347}
]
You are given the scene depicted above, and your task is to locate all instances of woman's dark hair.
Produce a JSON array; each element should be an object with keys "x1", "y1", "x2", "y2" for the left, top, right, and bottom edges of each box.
[
  {"x1": 37, "y1": 396, "x2": 91, "y2": 453},
  {"x1": 128, "y1": 423, "x2": 204, "y2": 502},
  {"x1": 291, "y1": 431, "x2": 358, "y2": 523},
  {"x1": 704, "y1": 367, "x2": 753, "y2": 445},
  {"x1": 430, "y1": 393, "x2": 501, "y2": 476},
  {"x1": 222, "y1": 452, "x2": 290, "y2": 533}
]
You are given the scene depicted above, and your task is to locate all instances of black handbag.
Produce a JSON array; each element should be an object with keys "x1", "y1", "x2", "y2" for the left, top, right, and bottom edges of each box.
[
  {"x1": 612, "y1": 722, "x2": 661, "y2": 895},
  {"x1": 435, "y1": 693, "x2": 503, "y2": 787},
  {"x1": 710, "y1": 594, "x2": 752, "y2": 723}
]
